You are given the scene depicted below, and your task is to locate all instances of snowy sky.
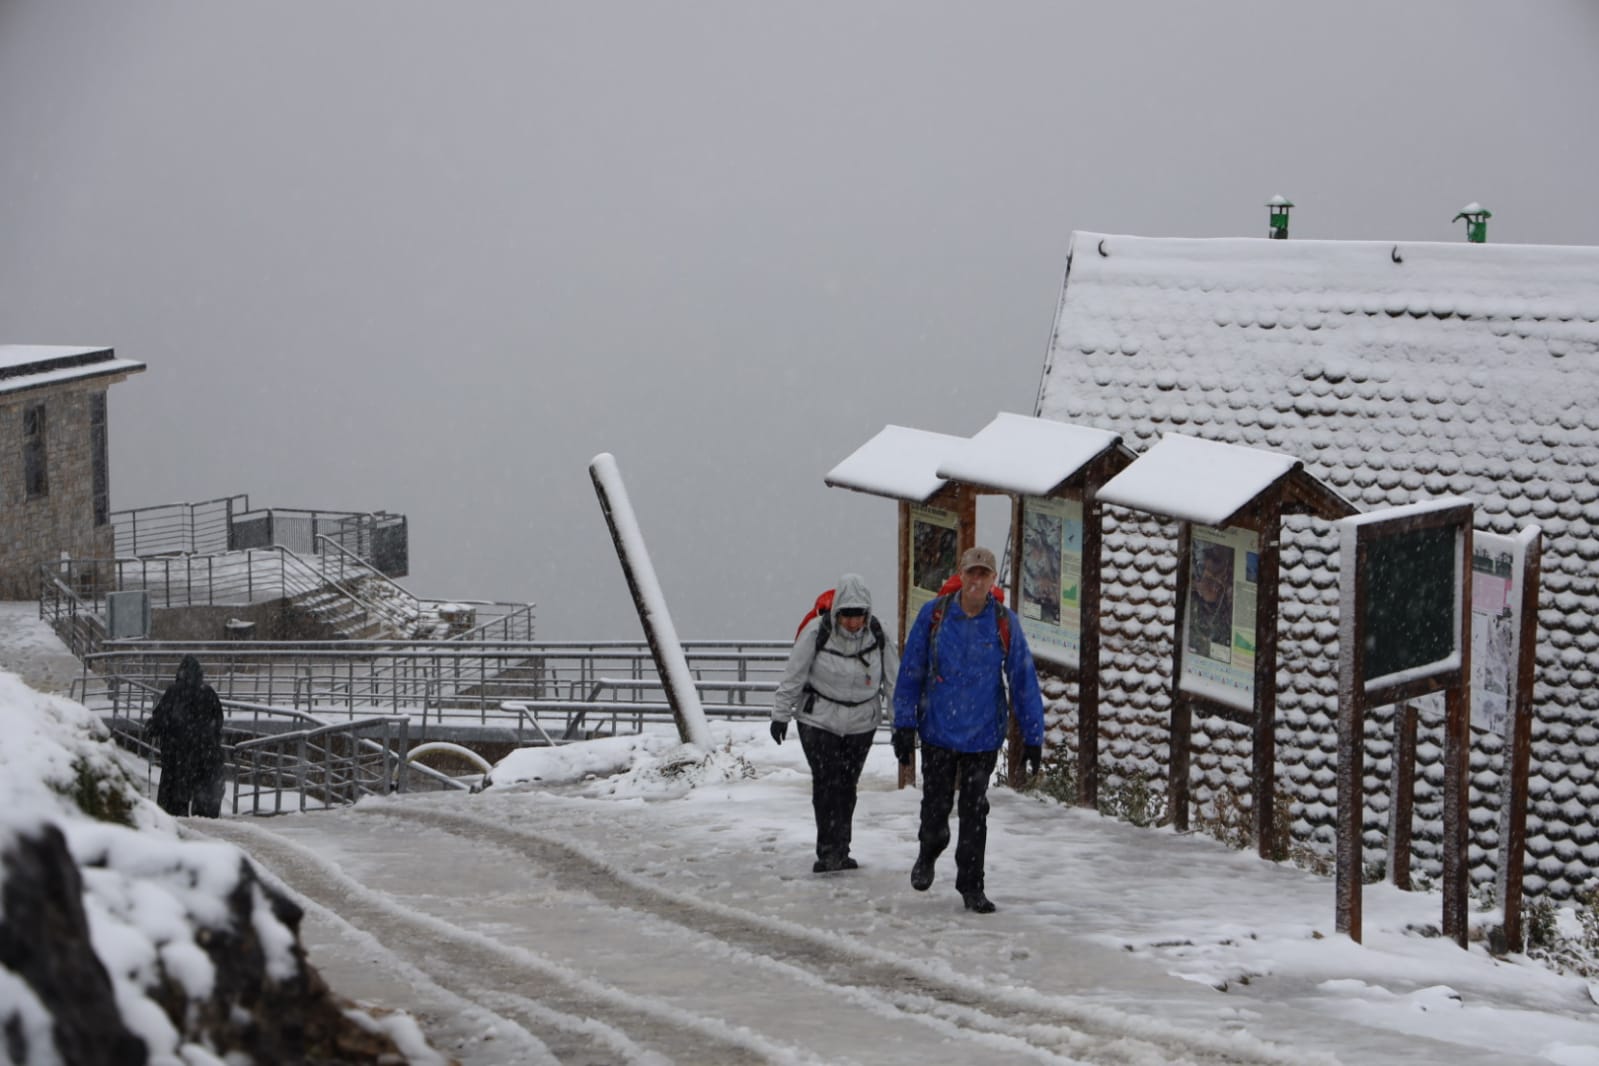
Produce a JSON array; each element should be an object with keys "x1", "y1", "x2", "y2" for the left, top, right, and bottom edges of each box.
[
  {"x1": 1, "y1": 3, "x2": 1598, "y2": 640},
  {"x1": 4, "y1": 604, "x2": 1598, "y2": 1064}
]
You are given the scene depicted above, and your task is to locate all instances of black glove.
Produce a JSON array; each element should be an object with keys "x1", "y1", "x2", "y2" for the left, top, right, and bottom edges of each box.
[
  {"x1": 1023, "y1": 745, "x2": 1042, "y2": 778},
  {"x1": 770, "y1": 720, "x2": 788, "y2": 745},
  {"x1": 892, "y1": 727, "x2": 916, "y2": 765}
]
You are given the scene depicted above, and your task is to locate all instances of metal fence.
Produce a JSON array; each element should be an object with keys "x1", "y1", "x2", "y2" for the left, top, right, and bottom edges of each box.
[
  {"x1": 81, "y1": 638, "x2": 790, "y2": 740},
  {"x1": 105, "y1": 684, "x2": 469, "y2": 817},
  {"x1": 112, "y1": 495, "x2": 246, "y2": 557},
  {"x1": 112, "y1": 496, "x2": 408, "y2": 577},
  {"x1": 231, "y1": 714, "x2": 417, "y2": 816},
  {"x1": 42, "y1": 544, "x2": 535, "y2": 650}
]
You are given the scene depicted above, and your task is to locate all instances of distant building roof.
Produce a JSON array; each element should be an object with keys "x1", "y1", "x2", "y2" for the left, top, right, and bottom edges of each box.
[
  {"x1": 1036, "y1": 230, "x2": 1599, "y2": 899},
  {"x1": 0, "y1": 345, "x2": 146, "y2": 396}
]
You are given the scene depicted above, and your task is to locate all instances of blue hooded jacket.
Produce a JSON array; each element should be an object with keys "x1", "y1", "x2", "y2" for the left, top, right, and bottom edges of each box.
[{"x1": 893, "y1": 592, "x2": 1046, "y2": 753}]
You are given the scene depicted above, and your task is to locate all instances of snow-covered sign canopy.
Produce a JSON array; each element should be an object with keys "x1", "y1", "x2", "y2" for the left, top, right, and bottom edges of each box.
[
  {"x1": 0, "y1": 344, "x2": 146, "y2": 395},
  {"x1": 1099, "y1": 432, "x2": 1351, "y2": 527},
  {"x1": 934, "y1": 412, "x2": 1130, "y2": 496},
  {"x1": 824, "y1": 424, "x2": 967, "y2": 503}
]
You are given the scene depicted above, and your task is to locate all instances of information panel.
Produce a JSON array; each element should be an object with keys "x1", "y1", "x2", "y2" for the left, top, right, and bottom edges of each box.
[
  {"x1": 1470, "y1": 530, "x2": 1523, "y2": 736},
  {"x1": 1018, "y1": 495, "x2": 1083, "y2": 664},
  {"x1": 905, "y1": 502, "x2": 958, "y2": 620},
  {"x1": 1178, "y1": 523, "x2": 1260, "y2": 710},
  {"x1": 1363, "y1": 523, "x2": 1458, "y2": 688}
]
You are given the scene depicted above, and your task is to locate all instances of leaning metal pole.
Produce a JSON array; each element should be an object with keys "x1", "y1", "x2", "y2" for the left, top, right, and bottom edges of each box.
[{"x1": 588, "y1": 453, "x2": 711, "y2": 750}]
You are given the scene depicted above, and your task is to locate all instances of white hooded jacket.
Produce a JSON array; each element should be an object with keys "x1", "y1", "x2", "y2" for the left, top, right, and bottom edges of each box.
[{"x1": 772, "y1": 574, "x2": 900, "y2": 737}]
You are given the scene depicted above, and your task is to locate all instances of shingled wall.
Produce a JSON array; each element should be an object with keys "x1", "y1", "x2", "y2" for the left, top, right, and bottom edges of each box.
[{"x1": 1035, "y1": 232, "x2": 1599, "y2": 900}]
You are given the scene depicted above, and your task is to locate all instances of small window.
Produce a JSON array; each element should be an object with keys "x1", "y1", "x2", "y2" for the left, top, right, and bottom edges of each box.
[
  {"x1": 91, "y1": 394, "x2": 109, "y2": 525},
  {"x1": 24, "y1": 403, "x2": 48, "y2": 500}
]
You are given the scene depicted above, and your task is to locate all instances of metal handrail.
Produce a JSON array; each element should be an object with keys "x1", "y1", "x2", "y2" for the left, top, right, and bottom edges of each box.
[
  {"x1": 81, "y1": 639, "x2": 791, "y2": 730},
  {"x1": 38, "y1": 568, "x2": 108, "y2": 658},
  {"x1": 430, "y1": 599, "x2": 538, "y2": 643},
  {"x1": 51, "y1": 545, "x2": 404, "y2": 637},
  {"x1": 111, "y1": 494, "x2": 249, "y2": 557},
  {"x1": 315, "y1": 534, "x2": 420, "y2": 614},
  {"x1": 100, "y1": 683, "x2": 469, "y2": 816},
  {"x1": 231, "y1": 714, "x2": 414, "y2": 816}
]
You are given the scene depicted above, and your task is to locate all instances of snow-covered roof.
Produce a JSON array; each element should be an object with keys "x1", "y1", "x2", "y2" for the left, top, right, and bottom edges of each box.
[
  {"x1": 824, "y1": 425, "x2": 966, "y2": 503},
  {"x1": 1035, "y1": 229, "x2": 1599, "y2": 900},
  {"x1": 1097, "y1": 432, "x2": 1297, "y2": 526},
  {"x1": 0, "y1": 344, "x2": 145, "y2": 396},
  {"x1": 934, "y1": 412, "x2": 1127, "y2": 496}
]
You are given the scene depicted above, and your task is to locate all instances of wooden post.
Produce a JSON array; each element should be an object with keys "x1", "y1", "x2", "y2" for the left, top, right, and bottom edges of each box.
[
  {"x1": 1005, "y1": 495, "x2": 1026, "y2": 789},
  {"x1": 1442, "y1": 685, "x2": 1471, "y2": 946},
  {"x1": 1167, "y1": 522, "x2": 1194, "y2": 832},
  {"x1": 1078, "y1": 488, "x2": 1103, "y2": 811},
  {"x1": 1335, "y1": 536, "x2": 1367, "y2": 943},
  {"x1": 1252, "y1": 502, "x2": 1282, "y2": 858},
  {"x1": 1497, "y1": 531, "x2": 1541, "y2": 953},
  {"x1": 1388, "y1": 700, "x2": 1417, "y2": 890},
  {"x1": 1442, "y1": 525, "x2": 1475, "y2": 948},
  {"x1": 897, "y1": 501, "x2": 916, "y2": 789}
]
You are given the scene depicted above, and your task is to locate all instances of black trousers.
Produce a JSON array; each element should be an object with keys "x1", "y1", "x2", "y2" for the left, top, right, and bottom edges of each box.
[
  {"x1": 917, "y1": 743, "x2": 1000, "y2": 895},
  {"x1": 797, "y1": 723, "x2": 875, "y2": 862}
]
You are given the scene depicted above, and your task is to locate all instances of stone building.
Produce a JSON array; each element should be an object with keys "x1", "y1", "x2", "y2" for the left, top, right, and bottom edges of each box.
[
  {"x1": 1035, "y1": 232, "x2": 1599, "y2": 899},
  {"x1": 0, "y1": 346, "x2": 146, "y2": 599}
]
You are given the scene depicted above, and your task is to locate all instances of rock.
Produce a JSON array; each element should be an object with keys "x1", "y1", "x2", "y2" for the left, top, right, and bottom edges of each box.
[
  {"x1": 1, "y1": 822, "x2": 446, "y2": 1064},
  {"x1": 0, "y1": 823, "x2": 146, "y2": 1065}
]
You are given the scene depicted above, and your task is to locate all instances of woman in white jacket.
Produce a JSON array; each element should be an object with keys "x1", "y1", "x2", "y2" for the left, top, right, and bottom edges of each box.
[{"x1": 771, "y1": 573, "x2": 900, "y2": 872}]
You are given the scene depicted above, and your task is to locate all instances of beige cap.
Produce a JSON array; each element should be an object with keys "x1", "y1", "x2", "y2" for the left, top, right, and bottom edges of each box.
[{"x1": 960, "y1": 546, "x2": 998, "y2": 573}]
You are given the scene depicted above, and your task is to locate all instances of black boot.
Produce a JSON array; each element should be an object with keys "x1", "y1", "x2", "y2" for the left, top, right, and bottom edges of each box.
[
  {"x1": 910, "y1": 852, "x2": 935, "y2": 891},
  {"x1": 962, "y1": 891, "x2": 996, "y2": 914}
]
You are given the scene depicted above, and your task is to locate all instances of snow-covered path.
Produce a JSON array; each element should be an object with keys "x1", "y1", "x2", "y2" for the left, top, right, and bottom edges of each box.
[{"x1": 189, "y1": 765, "x2": 1579, "y2": 1065}]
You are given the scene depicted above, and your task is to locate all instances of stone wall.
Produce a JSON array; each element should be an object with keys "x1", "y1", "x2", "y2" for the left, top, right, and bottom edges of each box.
[{"x1": 0, "y1": 384, "x2": 116, "y2": 599}]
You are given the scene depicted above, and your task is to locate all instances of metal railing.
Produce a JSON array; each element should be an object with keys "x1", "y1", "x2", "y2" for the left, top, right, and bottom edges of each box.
[
  {"x1": 112, "y1": 495, "x2": 248, "y2": 557},
  {"x1": 111, "y1": 496, "x2": 406, "y2": 575},
  {"x1": 46, "y1": 541, "x2": 534, "y2": 648},
  {"x1": 103, "y1": 682, "x2": 470, "y2": 816},
  {"x1": 39, "y1": 570, "x2": 107, "y2": 658},
  {"x1": 81, "y1": 639, "x2": 791, "y2": 738},
  {"x1": 232, "y1": 506, "x2": 407, "y2": 576},
  {"x1": 311, "y1": 536, "x2": 534, "y2": 641},
  {"x1": 231, "y1": 714, "x2": 415, "y2": 816}
]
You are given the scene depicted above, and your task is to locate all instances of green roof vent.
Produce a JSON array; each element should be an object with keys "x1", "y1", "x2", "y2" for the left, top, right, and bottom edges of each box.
[
  {"x1": 1452, "y1": 202, "x2": 1491, "y2": 243},
  {"x1": 1266, "y1": 194, "x2": 1293, "y2": 240}
]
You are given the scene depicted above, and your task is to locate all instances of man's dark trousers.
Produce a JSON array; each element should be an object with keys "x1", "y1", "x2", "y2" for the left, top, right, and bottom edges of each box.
[
  {"x1": 917, "y1": 742, "x2": 1000, "y2": 894},
  {"x1": 798, "y1": 723, "x2": 874, "y2": 863}
]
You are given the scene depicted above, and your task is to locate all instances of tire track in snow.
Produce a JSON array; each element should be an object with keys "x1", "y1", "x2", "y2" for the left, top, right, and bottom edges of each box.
[
  {"x1": 375, "y1": 802, "x2": 1326, "y2": 1066},
  {"x1": 196, "y1": 817, "x2": 797, "y2": 1066}
]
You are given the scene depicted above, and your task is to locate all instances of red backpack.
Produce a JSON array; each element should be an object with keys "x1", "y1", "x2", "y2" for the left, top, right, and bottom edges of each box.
[
  {"x1": 795, "y1": 589, "x2": 886, "y2": 661},
  {"x1": 795, "y1": 589, "x2": 836, "y2": 639}
]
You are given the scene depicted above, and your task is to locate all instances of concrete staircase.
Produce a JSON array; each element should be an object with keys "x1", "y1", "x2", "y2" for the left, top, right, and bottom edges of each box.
[{"x1": 287, "y1": 585, "x2": 393, "y2": 641}]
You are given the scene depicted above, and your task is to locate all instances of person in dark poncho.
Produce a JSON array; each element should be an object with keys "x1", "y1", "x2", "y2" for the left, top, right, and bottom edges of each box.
[{"x1": 147, "y1": 655, "x2": 225, "y2": 817}]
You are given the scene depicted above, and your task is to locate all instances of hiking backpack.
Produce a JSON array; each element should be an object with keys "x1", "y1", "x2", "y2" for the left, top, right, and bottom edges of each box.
[
  {"x1": 795, "y1": 588, "x2": 889, "y2": 714},
  {"x1": 924, "y1": 575, "x2": 1011, "y2": 688},
  {"x1": 927, "y1": 575, "x2": 1010, "y2": 652},
  {"x1": 795, "y1": 588, "x2": 886, "y2": 662}
]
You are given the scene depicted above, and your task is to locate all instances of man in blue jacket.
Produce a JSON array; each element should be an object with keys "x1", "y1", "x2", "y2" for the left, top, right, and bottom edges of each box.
[{"x1": 892, "y1": 546, "x2": 1045, "y2": 914}]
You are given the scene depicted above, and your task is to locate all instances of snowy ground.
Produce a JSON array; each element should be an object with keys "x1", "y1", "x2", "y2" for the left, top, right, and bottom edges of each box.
[
  {"x1": 192, "y1": 729, "x2": 1599, "y2": 1065},
  {"x1": 4, "y1": 597, "x2": 1596, "y2": 1065}
]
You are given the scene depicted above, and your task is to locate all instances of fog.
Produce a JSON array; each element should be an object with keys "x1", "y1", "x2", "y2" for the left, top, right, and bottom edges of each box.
[{"x1": 2, "y1": 2, "x2": 1596, "y2": 639}]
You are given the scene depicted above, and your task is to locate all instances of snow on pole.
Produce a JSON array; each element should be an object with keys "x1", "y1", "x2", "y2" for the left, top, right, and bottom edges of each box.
[{"x1": 588, "y1": 453, "x2": 711, "y2": 751}]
